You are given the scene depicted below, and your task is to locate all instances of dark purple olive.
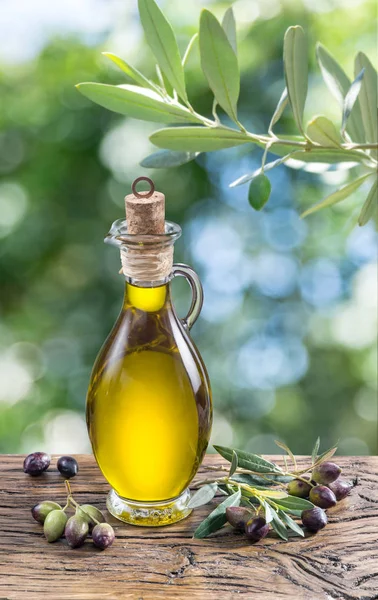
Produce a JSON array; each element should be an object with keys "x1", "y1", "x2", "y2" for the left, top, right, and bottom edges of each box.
[
  {"x1": 312, "y1": 462, "x2": 341, "y2": 485},
  {"x1": 245, "y1": 517, "x2": 270, "y2": 543},
  {"x1": 57, "y1": 456, "x2": 79, "y2": 479},
  {"x1": 287, "y1": 476, "x2": 312, "y2": 498},
  {"x1": 309, "y1": 485, "x2": 337, "y2": 509},
  {"x1": 32, "y1": 501, "x2": 62, "y2": 524},
  {"x1": 23, "y1": 452, "x2": 51, "y2": 476},
  {"x1": 92, "y1": 523, "x2": 115, "y2": 550},
  {"x1": 65, "y1": 515, "x2": 89, "y2": 548},
  {"x1": 301, "y1": 507, "x2": 327, "y2": 532},
  {"x1": 328, "y1": 479, "x2": 353, "y2": 501},
  {"x1": 226, "y1": 507, "x2": 254, "y2": 530}
]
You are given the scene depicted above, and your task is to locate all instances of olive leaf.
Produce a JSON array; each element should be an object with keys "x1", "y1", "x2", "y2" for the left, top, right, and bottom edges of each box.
[
  {"x1": 150, "y1": 126, "x2": 249, "y2": 151},
  {"x1": 268, "y1": 87, "x2": 289, "y2": 134},
  {"x1": 278, "y1": 510, "x2": 304, "y2": 537},
  {"x1": 199, "y1": 9, "x2": 240, "y2": 123},
  {"x1": 231, "y1": 473, "x2": 292, "y2": 487},
  {"x1": 140, "y1": 149, "x2": 198, "y2": 168},
  {"x1": 301, "y1": 173, "x2": 373, "y2": 218},
  {"x1": 248, "y1": 174, "x2": 271, "y2": 211},
  {"x1": 283, "y1": 147, "x2": 366, "y2": 164},
  {"x1": 188, "y1": 483, "x2": 218, "y2": 509},
  {"x1": 214, "y1": 445, "x2": 283, "y2": 474},
  {"x1": 102, "y1": 52, "x2": 159, "y2": 93},
  {"x1": 341, "y1": 69, "x2": 365, "y2": 138},
  {"x1": 193, "y1": 490, "x2": 241, "y2": 539},
  {"x1": 229, "y1": 450, "x2": 238, "y2": 477},
  {"x1": 307, "y1": 115, "x2": 341, "y2": 147},
  {"x1": 257, "y1": 489, "x2": 289, "y2": 500},
  {"x1": 355, "y1": 52, "x2": 377, "y2": 158},
  {"x1": 283, "y1": 26, "x2": 308, "y2": 135},
  {"x1": 359, "y1": 179, "x2": 377, "y2": 226},
  {"x1": 275, "y1": 496, "x2": 314, "y2": 512},
  {"x1": 316, "y1": 43, "x2": 365, "y2": 143},
  {"x1": 138, "y1": 0, "x2": 188, "y2": 102},
  {"x1": 274, "y1": 440, "x2": 297, "y2": 469},
  {"x1": 314, "y1": 445, "x2": 338, "y2": 465},
  {"x1": 76, "y1": 83, "x2": 201, "y2": 124},
  {"x1": 262, "y1": 501, "x2": 274, "y2": 523},
  {"x1": 182, "y1": 33, "x2": 199, "y2": 67},
  {"x1": 269, "y1": 506, "x2": 288, "y2": 541},
  {"x1": 222, "y1": 7, "x2": 237, "y2": 55},
  {"x1": 311, "y1": 437, "x2": 320, "y2": 464}
]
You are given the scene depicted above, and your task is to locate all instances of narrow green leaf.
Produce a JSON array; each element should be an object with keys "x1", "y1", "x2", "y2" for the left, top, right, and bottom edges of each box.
[
  {"x1": 231, "y1": 473, "x2": 292, "y2": 487},
  {"x1": 257, "y1": 489, "x2": 289, "y2": 500},
  {"x1": 182, "y1": 33, "x2": 198, "y2": 67},
  {"x1": 307, "y1": 115, "x2": 341, "y2": 147},
  {"x1": 283, "y1": 26, "x2": 308, "y2": 134},
  {"x1": 214, "y1": 445, "x2": 283, "y2": 474},
  {"x1": 278, "y1": 510, "x2": 304, "y2": 537},
  {"x1": 311, "y1": 437, "x2": 320, "y2": 464},
  {"x1": 102, "y1": 52, "x2": 158, "y2": 92},
  {"x1": 316, "y1": 43, "x2": 365, "y2": 143},
  {"x1": 359, "y1": 179, "x2": 377, "y2": 226},
  {"x1": 188, "y1": 483, "x2": 218, "y2": 509},
  {"x1": 269, "y1": 506, "x2": 288, "y2": 540},
  {"x1": 222, "y1": 7, "x2": 237, "y2": 54},
  {"x1": 268, "y1": 87, "x2": 288, "y2": 134},
  {"x1": 229, "y1": 450, "x2": 238, "y2": 477},
  {"x1": 262, "y1": 501, "x2": 274, "y2": 523},
  {"x1": 76, "y1": 83, "x2": 201, "y2": 124},
  {"x1": 275, "y1": 496, "x2": 314, "y2": 511},
  {"x1": 150, "y1": 126, "x2": 249, "y2": 152},
  {"x1": 274, "y1": 440, "x2": 297, "y2": 469},
  {"x1": 248, "y1": 173, "x2": 271, "y2": 211},
  {"x1": 301, "y1": 173, "x2": 373, "y2": 218},
  {"x1": 140, "y1": 149, "x2": 198, "y2": 168},
  {"x1": 314, "y1": 445, "x2": 338, "y2": 465},
  {"x1": 193, "y1": 490, "x2": 241, "y2": 539},
  {"x1": 199, "y1": 9, "x2": 240, "y2": 123},
  {"x1": 271, "y1": 145, "x2": 365, "y2": 163},
  {"x1": 138, "y1": 0, "x2": 188, "y2": 102},
  {"x1": 341, "y1": 69, "x2": 365, "y2": 137},
  {"x1": 355, "y1": 52, "x2": 378, "y2": 158}
]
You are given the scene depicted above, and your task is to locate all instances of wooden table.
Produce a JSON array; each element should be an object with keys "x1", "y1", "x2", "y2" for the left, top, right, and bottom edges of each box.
[{"x1": 0, "y1": 454, "x2": 377, "y2": 599}]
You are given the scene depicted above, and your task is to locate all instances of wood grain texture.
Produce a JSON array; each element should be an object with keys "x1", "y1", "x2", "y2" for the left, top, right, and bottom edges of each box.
[{"x1": 0, "y1": 454, "x2": 377, "y2": 600}]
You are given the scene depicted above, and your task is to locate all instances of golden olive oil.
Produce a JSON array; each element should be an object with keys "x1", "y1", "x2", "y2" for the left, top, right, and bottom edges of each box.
[{"x1": 86, "y1": 283, "x2": 212, "y2": 502}]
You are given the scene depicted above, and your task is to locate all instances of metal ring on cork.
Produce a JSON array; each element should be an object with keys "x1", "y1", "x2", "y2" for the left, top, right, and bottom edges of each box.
[{"x1": 131, "y1": 176, "x2": 155, "y2": 199}]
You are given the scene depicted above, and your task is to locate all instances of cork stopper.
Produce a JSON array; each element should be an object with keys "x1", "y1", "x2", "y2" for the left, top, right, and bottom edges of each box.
[
  {"x1": 125, "y1": 177, "x2": 165, "y2": 234},
  {"x1": 120, "y1": 177, "x2": 174, "y2": 282}
]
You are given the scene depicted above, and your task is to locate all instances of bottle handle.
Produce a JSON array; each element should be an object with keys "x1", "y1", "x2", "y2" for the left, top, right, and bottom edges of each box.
[{"x1": 171, "y1": 263, "x2": 203, "y2": 330}]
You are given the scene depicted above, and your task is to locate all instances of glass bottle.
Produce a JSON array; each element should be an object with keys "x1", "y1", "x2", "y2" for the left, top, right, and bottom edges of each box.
[{"x1": 86, "y1": 186, "x2": 212, "y2": 526}]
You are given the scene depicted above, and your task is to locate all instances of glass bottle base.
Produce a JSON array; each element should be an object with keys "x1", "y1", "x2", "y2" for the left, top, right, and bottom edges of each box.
[{"x1": 106, "y1": 488, "x2": 192, "y2": 527}]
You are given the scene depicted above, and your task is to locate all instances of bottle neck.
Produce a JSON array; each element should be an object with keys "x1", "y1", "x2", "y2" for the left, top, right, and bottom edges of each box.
[{"x1": 124, "y1": 281, "x2": 170, "y2": 312}]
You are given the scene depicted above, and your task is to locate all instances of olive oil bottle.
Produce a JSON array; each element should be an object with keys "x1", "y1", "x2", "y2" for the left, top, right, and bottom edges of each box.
[{"x1": 86, "y1": 178, "x2": 212, "y2": 526}]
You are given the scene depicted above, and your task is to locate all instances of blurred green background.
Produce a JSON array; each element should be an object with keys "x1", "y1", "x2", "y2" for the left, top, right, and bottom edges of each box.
[{"x1": 0, "y1": 0, "x2": 377, "y2": 456}]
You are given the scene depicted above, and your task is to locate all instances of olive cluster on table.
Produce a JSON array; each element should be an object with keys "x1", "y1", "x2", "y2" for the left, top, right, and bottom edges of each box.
[
  {"x1": 32, "y1": 500, "x2": 114, "y2": 550},
  {"x1": 226, "y1": 461, "x2": 352, "y2": 542},
  {"x1": 24, "y1": 452, "x2": 115, "y2": 550}
]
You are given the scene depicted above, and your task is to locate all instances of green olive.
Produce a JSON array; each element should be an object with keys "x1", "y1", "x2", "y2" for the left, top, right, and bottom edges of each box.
[
  {"x1": 43, "y1": 509, "x2": 68, "y2": 542},
  {"x1": 76, "y1": 505, "x2": 105, "y2": 532},
  {"x1": 32, "y1": 501, "x2": 62, "y2": 524}
]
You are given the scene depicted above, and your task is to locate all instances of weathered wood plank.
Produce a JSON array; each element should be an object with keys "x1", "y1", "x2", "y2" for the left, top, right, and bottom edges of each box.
[{"x1": 0, "y1": 454, "x2": 377, "y2": 599}]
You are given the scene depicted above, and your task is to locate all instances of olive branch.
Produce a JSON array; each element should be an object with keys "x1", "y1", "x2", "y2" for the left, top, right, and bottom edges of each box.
[
  {"x1": 76, "y1": 0, "x2": 377, "y2": 225},
  {"x1": 189, "y1": 439, "x2": 344, "y2": 540}
]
